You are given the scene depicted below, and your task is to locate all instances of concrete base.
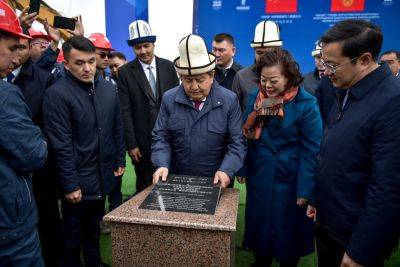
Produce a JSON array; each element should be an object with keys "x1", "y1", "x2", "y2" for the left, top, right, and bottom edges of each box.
[{"x1": 104, "y1": 187, "x2": 239, "y2": 267}]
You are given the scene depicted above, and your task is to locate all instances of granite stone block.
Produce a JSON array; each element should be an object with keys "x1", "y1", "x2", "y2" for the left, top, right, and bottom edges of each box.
[{"x1": 104, "y1": 186, "x2": 239, "y2": 267}]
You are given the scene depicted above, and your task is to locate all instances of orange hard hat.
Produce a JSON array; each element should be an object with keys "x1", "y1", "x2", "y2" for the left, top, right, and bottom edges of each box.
[
  {"x1": 0, "y1": 1, "x2": 31, "y2": 39},
  {"x1": 28, "y1": 28, "x2": 52, "y2": 41},
  {"x1": 88, "y1": 33, "x2": 114, "y2": 50}
]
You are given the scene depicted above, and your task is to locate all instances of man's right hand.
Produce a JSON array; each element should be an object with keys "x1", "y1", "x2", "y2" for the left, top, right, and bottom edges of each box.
[
  {"x1": 65, "y1": 189, "x2": 82, "y2": 204},
  {"x1": 153, "y1": 167, "x2": 169, "y2": 184},
  {"x1": 307, "y1": 205, "x2": 317, "y2": 220},
  {"x1": 128, "y1": 147, "x2": 142, "y2": 162},
  {"x1": 18, "y1": 7, "x2": 38, "y2": 30}
]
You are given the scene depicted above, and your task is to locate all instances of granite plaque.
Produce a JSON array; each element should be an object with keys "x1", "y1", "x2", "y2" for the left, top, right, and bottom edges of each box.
[{"x1": 139, "y1": 174, "x2": 221, "y2": 214}]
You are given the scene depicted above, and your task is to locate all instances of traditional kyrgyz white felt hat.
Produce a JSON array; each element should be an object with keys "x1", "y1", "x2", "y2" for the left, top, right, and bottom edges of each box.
[
  {"x1": 250, "y1": 20, "x2": 282, "y2": 48},
  {"x1": 174, "y1": 34, "x2": 216, "y2": 76},
  {"x1": 127, "y1": 20, "x2": 156, "y2": 46},
  {"x1": 311, "y1": 41, "x2": 322, "y2": 57}
]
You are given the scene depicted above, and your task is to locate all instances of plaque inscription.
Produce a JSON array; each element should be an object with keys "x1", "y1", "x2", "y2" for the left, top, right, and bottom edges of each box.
[{"x1": 139, "y1": 174, "x2": 221, "y2": 215}]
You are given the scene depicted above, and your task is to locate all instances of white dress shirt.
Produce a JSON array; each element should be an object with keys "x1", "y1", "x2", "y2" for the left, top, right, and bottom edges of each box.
[{"x1": 139, "y1": 58, "x2": 157, "y2": 83}]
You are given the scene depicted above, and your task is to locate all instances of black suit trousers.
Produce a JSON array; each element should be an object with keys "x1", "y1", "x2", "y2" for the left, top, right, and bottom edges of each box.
[
  {"x1": 32, "y1": 161, "x2": 61, "y2": 267},
  {"x1": 133, "y1": 156, "x2": 155, "y2": 194}
]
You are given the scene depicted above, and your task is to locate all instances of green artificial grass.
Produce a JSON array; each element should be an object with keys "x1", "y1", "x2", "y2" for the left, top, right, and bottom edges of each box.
[{"x1": 100, "y1": 157, "x2": 400, "y2": 266}]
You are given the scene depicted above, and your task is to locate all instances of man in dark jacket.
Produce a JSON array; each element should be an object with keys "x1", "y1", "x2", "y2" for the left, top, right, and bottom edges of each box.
[
  {"x1": 0, "y1": 2, "x2": 48, "y2": 266},
  {"x1": 212, "y1": 33, "x2": 243, "y2": 90},
  {"x1": 314, "y1": 76, "x2": 336, "y2": 128},
  {"x1": 152, "y1": 34, "x2": 245, "y2": 187},
  {"x1": 314, "y1": 19, "x2": 400, "y2": 267},
  {"x1": 303, "y1": 41, "x2": 325, "y2": 96},
  {"x1": 34, "y1": 16, "x2": 84, "y2": 74},
  {"x1": 109, "y1": 51, "x2": 127, "y2": 82},
  {"x1": 379, "y1": 50, "x2": 400, "y2": 77},
  {"x1": 118, "y1": 20, "x2": 179, "y2": 194},
  {"x1": 232, "y1": 20, "x2": 282, "y2": 111},
  {"x1": 43, "y1": 36, "x2": 126, "y2": 267},
  {"x1": 6, "y1": 32, "x2": 60, "y2": 267}
]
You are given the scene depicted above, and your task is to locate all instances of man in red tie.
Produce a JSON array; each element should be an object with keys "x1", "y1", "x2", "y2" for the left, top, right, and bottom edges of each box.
[{"x1": 151, "y1": 34, "x2": 246, "y2": 188}]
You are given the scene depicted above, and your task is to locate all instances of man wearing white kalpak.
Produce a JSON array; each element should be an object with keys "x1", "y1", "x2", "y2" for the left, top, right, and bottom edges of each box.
[
  {"x1": 232, "y1": 20, "x2": 282, "y2": 110},
  {"x1": 118, "y1": 20, "x2": 179, "y2": 194},
  {"x1": 151, "y1": 34, "x2": 246, "y2": 187}
]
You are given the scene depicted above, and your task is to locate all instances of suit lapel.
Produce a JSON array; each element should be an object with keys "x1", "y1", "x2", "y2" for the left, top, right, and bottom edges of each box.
[
  {"x1": 132, "y1": 59, "x2": 157, "y2": 103},
  {"x1": 269, "y1": 101, "x2": 300, "y2": 138},
  {"x1": 155, "y1": 57, "x2": 164, "y2": 104}
]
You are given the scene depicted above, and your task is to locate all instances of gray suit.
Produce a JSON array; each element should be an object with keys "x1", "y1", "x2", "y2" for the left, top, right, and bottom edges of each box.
[{"x1": 232, "y1": 65, "x2": 258, "y2": 110}]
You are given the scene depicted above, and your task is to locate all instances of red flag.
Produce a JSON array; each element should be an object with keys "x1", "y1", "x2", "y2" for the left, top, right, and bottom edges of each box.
[
  {"x1": 331, "y1": 0, "x2": 365, "y2": 12},
  {"x1": 265, "y1": 0, "x2": 297, "y2": 14}
]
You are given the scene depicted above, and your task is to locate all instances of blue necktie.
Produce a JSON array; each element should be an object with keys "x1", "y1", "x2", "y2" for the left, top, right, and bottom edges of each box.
[{"x1": 6, "y1": 73, "x2": 14, "y2": 83}]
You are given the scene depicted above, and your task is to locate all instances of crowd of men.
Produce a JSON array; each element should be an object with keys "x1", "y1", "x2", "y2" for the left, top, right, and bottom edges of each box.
[{"x1": 1, "y1": 1, "x2": 400, "y2": 266}]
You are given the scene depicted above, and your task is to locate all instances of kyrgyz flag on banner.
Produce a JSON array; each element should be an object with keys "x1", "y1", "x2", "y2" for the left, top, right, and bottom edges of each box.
[
  {"x1": 265, "y1": 0, "x2": 297, "y2": 14},
  {"x1": 331, "y1": 0, "x2": 365, "y2": 12}
]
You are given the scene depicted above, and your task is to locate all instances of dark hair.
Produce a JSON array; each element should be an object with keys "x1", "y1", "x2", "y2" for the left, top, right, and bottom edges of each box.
[
  {"x1": 213, "y1": 33, "x2": 235, "y2": 45},
  {"x1": 62, "y1": 36, "x2": 95, "y2": 60},
  {"x1": 109, "y1": 51, "x2": 127, "y2": 61},
  {"x1": 320, "y1": 19, "x2": 382, "y2": 61},
  {"x1": 381, "y1": 50, "x2": 400, "y2": 60},
  {"x1": 256, "y1": 48, "x2": 303, "y2": 89}
]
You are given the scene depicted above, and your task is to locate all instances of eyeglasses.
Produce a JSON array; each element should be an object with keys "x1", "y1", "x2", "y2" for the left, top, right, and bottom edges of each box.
[
  {"x1": 97, "y1": 53, "x2": 111, "y2": 59},
  {"x1": 321, "y1": 57, "x2": 359, "y2": 74},
  {"x1": 31, "y1": 40, "x2": 50, "y2": 47}
]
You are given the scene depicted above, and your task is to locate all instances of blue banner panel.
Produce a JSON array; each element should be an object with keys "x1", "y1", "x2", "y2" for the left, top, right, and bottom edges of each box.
[
  {"x1": 194, "y1": 0, "x2": 400, "y2": 73},
  {"x1": 105, "y1": 0, "x2": 148, "y2": 61}
]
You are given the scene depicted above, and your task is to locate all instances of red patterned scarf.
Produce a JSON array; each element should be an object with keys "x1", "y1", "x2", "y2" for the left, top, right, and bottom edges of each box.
[{"x1": 243, "y1": 85, "x2": 299, "y2": 139}]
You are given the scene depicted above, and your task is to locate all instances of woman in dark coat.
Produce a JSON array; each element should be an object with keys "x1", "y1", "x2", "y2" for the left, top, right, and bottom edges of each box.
[{"x1": 239, "y1": 49, "x2": 322, "y2": 267}]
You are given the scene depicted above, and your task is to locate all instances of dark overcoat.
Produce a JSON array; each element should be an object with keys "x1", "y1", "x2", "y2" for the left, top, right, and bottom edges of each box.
[
  {"x1": 316, "y1": 64, "x2": 400, "y2": 265},
  {"x1": 242, "y1": 88, "x2": 322, "y2": 260},
  {"x1": 151, "y1": 83, "x2": 246, "y2": 179},
  {"x1": 0, "y1": 80, "x2": 47, "y2": 244},
  {"x1": 43, "y1": 72, "x2": 126, "y2": 197}
]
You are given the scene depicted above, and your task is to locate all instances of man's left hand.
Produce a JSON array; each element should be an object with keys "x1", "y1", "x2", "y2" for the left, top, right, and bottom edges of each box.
[
  {"x1": 44, "y1": 19, "x2": 61, "y2": 43},
  {"x1": 341, "y1": 253, "x2": 364, "y2": 267},
  {"x1": 297, "y1": 198, "x2": 308, "y2": 207},
  {"x1": 213, "y1": 171, "x2": 230, "y2": 188},
  {"x1": 114, "y1": 167, "x2": 125, "y2": 177},
  {"x1": 67, "y1": 15, "x2": 84, "y2": 37}
]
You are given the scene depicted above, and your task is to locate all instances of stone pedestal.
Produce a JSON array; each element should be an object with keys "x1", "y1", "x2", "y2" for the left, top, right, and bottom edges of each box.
[{"x1": 103, "y1": 186, "x2": 239, "y2": 267}]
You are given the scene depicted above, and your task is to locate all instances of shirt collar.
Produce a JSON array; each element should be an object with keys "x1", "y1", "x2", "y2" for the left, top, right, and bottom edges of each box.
[
  {"x1": 139, "y1": 57, "x2": 156, "y2": 70},
  {"x1": 218, "y1": 58, "x2": 234, "y2": 70},
  {"x1": 190, "y1": 97, "x2": 207, "y2": 102},
  {"x1": 12, "y1": 65, "x2": 22, "y2": 78},
  {"x1": 348, "y1": 63, "x2": 391, "y2": 100}
]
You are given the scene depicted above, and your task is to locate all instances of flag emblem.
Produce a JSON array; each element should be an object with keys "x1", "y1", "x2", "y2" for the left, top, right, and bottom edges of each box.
[
  {"x1": 265, "y1": 0, "x2": 298, "y2": 14},
  {"x1": 331, "y1": 0, "x2": 365, "y2": 12}
]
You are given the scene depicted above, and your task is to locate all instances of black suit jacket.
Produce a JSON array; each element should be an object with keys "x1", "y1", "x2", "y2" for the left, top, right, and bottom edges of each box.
[
  {"x1": 118, "y1": 57, "x2": 179, "y2": 159},
  {"x1": 214, "y1": 60, "x2": 243, "y2": 90},
  {"x1": 13, "y1": 59, "x2": 53, "y2": 127},
  {"x1": 315, "y1": 76, "x2": 336, "y2": 128}
]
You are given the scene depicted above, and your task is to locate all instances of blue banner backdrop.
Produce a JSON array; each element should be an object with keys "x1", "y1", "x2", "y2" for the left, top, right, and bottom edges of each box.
[
  {"x1": 105, "y1": 0, "x2": 148, "y2": 61},
  {"x1": 194, "y1": 0, "x2": 400, "y2": 73}
]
